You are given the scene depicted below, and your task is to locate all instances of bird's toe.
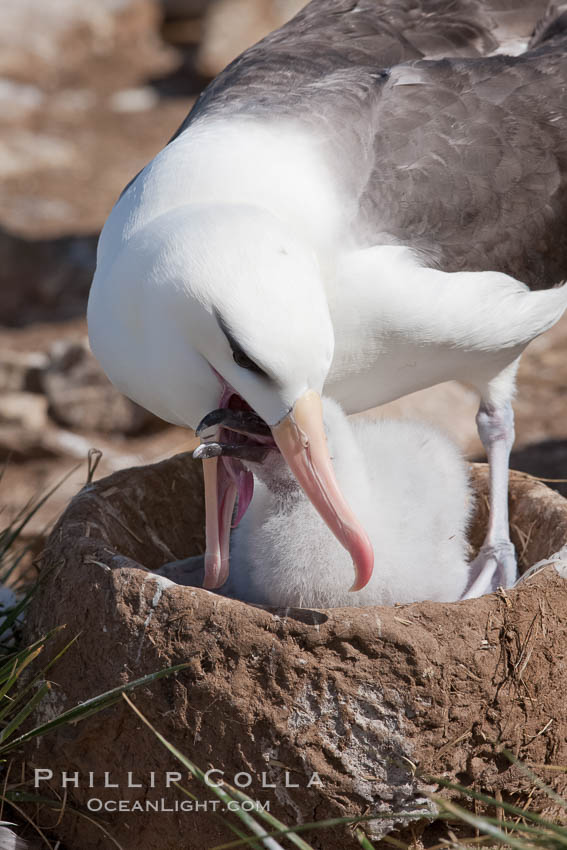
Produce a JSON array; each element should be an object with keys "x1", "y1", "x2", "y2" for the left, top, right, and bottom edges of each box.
[{"x1": 461, "y1": 540, "x2": 517, "y2": 599}]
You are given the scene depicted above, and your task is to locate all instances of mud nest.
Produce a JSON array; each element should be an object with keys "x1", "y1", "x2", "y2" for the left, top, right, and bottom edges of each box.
[{"x1": 23, "y1": 455, "x2": 567, "y2": 850}]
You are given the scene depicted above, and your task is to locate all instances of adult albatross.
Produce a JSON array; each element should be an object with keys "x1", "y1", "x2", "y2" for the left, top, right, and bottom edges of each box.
[{"x1": 88, "y1": 0, "x2": 567, "y2": 598}]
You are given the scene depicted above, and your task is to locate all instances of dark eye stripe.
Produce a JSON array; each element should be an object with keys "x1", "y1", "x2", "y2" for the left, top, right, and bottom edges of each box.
[
  {"x1": 232, "y1": 348, "x2": 264, "y2": 373},
  {"x1": 214, "y1": 310, "x2": 267, "y2": 376}
]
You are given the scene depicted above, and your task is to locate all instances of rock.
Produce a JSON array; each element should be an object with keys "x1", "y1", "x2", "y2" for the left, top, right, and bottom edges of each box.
[
  {"x1": 160, "y1": 0, "x2": 209, "y2": 18},
  {"x1": 0, "y1": 229, "x2": 98, "y2": 327},
  {"x1": 50, "y1": 88, "x2": 97, "y2": 115},
  {"x1": 0, "y1": 393, "x2": 47, "y2": 431},
  {"x1": 108, "y1": 86, "x2": 160, "y2": 112},
  {"x1": 511, "y1": 439, "x2": 567, "y2": 500},
  {"x1": 197, "y1": 0, "x2": 306, "y2": 77},
  {"x1": 43, "y1": 340, "x2": 161, "y2": 435},
  {"x1": 0, "y1": 0, "x2": 169, "y2": 89},
  {"x1": 0, "y1": 426, "x2": 64, "y2": 463},
  {"x1": 0, "y1": 350, "x2": 48, "y2": 393},
  {"x1": 0, "y1": 132, "x2": 77, "y2": 179},
  {"x1": 0, "y1": 421, "x2": 105, "y2": 463},
  {"x1": 22, "y1": 457, "x2": 567, "y2": 850},
  {"x1": 0, "y1": 79, "x2": 44, "y2": 122}
]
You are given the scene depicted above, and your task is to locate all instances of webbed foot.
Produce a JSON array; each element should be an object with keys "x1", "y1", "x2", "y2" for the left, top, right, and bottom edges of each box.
[{"x1": 461, "y1": 540, "x2": 517, "y2": 599}]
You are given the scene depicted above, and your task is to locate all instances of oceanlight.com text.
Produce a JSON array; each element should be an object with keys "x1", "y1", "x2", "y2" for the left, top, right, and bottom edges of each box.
[{"x1": 86, "y1": 798, "x2": 271, "y2": 814}]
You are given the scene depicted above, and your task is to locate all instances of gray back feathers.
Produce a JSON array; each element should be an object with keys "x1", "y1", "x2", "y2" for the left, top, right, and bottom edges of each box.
[{"x1": 167, "y1": 0, "x2": 567, "y2": 288}]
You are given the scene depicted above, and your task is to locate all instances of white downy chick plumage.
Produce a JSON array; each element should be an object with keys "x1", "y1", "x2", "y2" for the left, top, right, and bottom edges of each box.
[{"x1": 228, "y1": 399, "x2": 472, "y2": 608}]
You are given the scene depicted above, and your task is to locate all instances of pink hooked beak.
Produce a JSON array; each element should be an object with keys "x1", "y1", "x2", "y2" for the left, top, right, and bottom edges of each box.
[{"x1": 271, "y1": 390, "x2": 374, "y2": 592}]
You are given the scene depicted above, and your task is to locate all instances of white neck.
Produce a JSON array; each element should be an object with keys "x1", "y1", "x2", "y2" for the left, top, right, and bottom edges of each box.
[{"x1": 109, "y1": 117, "x2": 344, "y2": 266}]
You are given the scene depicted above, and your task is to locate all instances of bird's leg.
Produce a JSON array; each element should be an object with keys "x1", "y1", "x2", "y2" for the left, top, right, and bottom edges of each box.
[{"x1": 462, "y1": 399, "x2": 517, "y2": 598}]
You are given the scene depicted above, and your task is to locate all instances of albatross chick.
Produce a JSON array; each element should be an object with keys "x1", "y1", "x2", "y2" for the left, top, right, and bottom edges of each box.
[{"x1": 224, "y1": 399, "x2": 472, "y2": 608}]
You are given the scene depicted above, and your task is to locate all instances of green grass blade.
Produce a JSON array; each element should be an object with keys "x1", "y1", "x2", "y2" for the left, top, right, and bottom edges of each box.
[
  {"x1": 0, "y1": 589, "x2": 37, "y2": 640},
  {"x1": 4, "y1": 790, "x2": 126, "y2": 850},
  {"x1": 124, "y1": 695, "x2": 287, "y2": 850},
  {"x1": 356, "y1": 828, "x2": 376, "y2": 850},
  {"x1": 0, "y1": 632, "x2": 79, "y2": 722},
  {"x1": 427, "y1": 775, "x2": 567, "y2": 840},
  {"x1": 433, "y1": 797, "x2": 537, "y2": 850},
  {"x1": 5, "y1": 791, "x2": 67, "y2": 806},
  {"x1": 177, "y1": 781, "x2": 263, "y2": 850},
  {"x1": 1, "y1": 541, "x2": 39, "y2": 586},
  {"x1": 0, "y1": 662, "x2": 190, "y2": 753},
  {"x1": 0, "y1": 660, "x2": 18, "y2": 703},
  {"x1": 435, "y1": 802, "x2": 567, "y2": 847},
  {"x1": 127, "y1": 694, "x2": 426, "y2": 850},
  {"x1": 0, "y1": 627, "x2": 64, "y2": 682},
  {"x1": 223, "y1": 784, "x2": 427, "y2": 849},
  {"x1": 0, "y1": 646, "x2": 43, "y2": 710},
  {"x1": 212, "y1": 805, "x2": 424, "y2": 850},
  {"x1": 460, "y1": 814, "x2": 567, "y2": 847},
  {"x1": 0, "y1": 682, "x2": 49, "y2": 744},
  {"x1": 0, "y1": 463, "x2": 81, "y2": 559},
  {"x1": 215, "y1": 784, "x2": 326, "y2": 850},
  {"x1": 502, "y1": 750, "x2": 567, "y2": 813},
  {"x1": 225, "y1": 813, "x2": 285, "y2": 850},
  {"x1": 212, "y1": 814, "x2": 391, "y2": 850}
]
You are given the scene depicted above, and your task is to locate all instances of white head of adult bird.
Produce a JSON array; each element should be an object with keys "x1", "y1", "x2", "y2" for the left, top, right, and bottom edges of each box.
[
  {"x1": 222, "y1": 398, "x2": 472, "y2": 609},
  {"x1": 88, "y1": 202, "x2": 374, "y2": 593},
  {"x1": 89, "y1": 0, "x2": 567, "y2": 599}
]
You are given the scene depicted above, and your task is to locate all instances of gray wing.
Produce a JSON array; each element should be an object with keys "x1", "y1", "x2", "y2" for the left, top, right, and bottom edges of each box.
[
  {"x1": 358, "y1": 40, "x2": 567, "y2": 287},
  {"x1": 169, "y1": 0, "x2": 567, "y2": 286},
  {"x1": 179, "y1": 0, "x2": 550, "y2": 126}
]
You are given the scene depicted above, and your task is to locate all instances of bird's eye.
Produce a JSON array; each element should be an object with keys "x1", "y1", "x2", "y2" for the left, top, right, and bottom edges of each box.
[
  {"x1": 233, "y1": 348, "x2": 263, "y2": 373},
  {"x1": 214, "y1": 309, "x2": 266, "y2": 376}
]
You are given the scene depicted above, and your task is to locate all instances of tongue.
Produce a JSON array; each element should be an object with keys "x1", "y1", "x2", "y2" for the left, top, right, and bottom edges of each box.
[
  {"x1": 201, "y1": 384, "x2": 258, "y2": 589},
  {"x1": 232, "y1": 464, "x2": 254, "y2": 527},
  {"x1": 203, "y1": 457, "x2": 233, "y2": 589},
  {"x1": 202, "y1": 452, "x2": 255, "y2": 589}
]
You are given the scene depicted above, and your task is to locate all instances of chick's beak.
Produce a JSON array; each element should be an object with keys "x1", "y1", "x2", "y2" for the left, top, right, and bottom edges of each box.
[{"x1": 271, "y1": 390, "x2": 374, "y2": 591}]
